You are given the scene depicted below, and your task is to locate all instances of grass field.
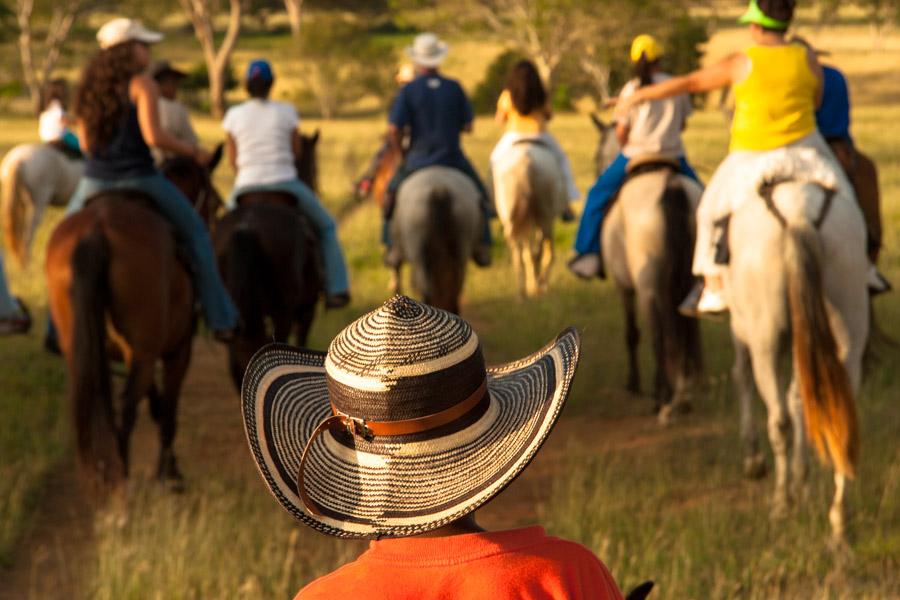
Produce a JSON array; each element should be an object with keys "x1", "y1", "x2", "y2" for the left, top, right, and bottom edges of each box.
[{"x1": 1, "y1": 17, "x2": 898, "y2": 600}]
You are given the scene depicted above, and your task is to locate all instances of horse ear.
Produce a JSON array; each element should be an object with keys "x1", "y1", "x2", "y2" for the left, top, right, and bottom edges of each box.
[
  {"x1": 312, "y1": 129, "x2": 320, "y2": 144},
  {"x1": 590, "y1": 112, "x2": 609, "y2": 132},
  {"x1": 625, "y1": 581, "x2": 654, "y2": 600},
  {"x1": 209, "y1": 143, "x2": 224, "y2": 173}
]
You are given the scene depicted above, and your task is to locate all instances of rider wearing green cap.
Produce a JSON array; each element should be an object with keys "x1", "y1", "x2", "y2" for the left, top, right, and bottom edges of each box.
[{"x1": 617, "y1": 0, "x2": 865, "y2": 315}]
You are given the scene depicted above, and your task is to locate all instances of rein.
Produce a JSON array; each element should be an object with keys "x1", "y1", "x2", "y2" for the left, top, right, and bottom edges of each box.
[{"x1": 758, "y1": 177, "x2": 837, "y2": 230}]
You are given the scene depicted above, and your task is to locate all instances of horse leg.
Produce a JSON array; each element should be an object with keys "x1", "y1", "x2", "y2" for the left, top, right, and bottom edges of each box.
[
  {"x1": 645, "y1": 299, "x2": 674, "y2": 424},
  {"x1": 272, "y1": 310, "x2": 292, "y2": 343},
  {"x1": 622, "y1": 288, "x2": 640, "y2": 395},
  {"x1": 510, "y1": 239, "x2": 525, "y2": 298},
  {"x1": 749, "y1": 341, "x2": 790, "y2": 519},
  {"x1": 522, "y1": 236, "x2": 539, "y2": 298},
  {"x1": 734, "y1": 335, "x2": 765, "y2": 478},
  {"x1": 538, "y1": 227, "x2": 554, "y2": 295},
  {"x1": 294, "y1": 304, "x2": 316, "y2": 347},
  {"x1": 118, "y1": 358, "x2": 156, "y2": 478},
  {"x1": 156, "y1": 340, "x2": 192, "y2": 491},
  {"x1": 390, "y1": 265, "x2": 402, "y2": 296}
]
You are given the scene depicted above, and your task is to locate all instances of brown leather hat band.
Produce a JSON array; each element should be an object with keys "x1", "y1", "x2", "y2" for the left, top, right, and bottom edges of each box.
[{"x1": 296, "y1": 379, "x2": 487, "y2": 516}]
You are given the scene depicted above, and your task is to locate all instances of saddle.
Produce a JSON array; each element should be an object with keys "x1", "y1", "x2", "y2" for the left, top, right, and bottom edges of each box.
[
  {"x1": 236, "y1": 191, "x2": 297, "y2": 208},
  {"x1": 625, "y1": 154, "x2": 680, "y2": 177}
]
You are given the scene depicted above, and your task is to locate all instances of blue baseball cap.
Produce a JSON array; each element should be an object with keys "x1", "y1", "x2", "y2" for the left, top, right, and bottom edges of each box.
[{"x1": 246, "y1": 59, "x2": 274, "y2": 83}]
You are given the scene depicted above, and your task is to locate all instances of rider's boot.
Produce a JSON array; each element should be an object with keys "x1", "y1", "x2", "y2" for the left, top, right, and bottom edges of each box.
[
  {"x1": 680, "y1": 277, "x2": 728, "y2": 318},
  {"x1": 567, "y1": 253, "x2": 604, "y2": 280},
  {"x1": 868, "y1": 264, "x2": 892, "y2": 295}
]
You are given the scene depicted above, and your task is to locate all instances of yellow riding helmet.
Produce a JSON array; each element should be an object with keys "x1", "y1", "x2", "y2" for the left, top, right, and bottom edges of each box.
[{"x1": 630, "y1": 34, "x2": 663, "y2": 63}]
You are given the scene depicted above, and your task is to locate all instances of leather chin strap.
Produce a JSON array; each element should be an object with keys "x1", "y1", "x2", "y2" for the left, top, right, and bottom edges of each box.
[{"x1": 296, "y1": 379, "x2": 488, "y2": 517}]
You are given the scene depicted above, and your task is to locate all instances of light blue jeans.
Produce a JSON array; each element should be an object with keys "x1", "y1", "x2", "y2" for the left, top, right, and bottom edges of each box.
[
  {"x1": 67, "y1": 174, "x2": 238, "y2": 331},
  {"x1": 228, "y1": 180, "x2": 350, "y2": 296},
  {"x1": 0, "y1": 251, "x2": 18, "y2": 318}
]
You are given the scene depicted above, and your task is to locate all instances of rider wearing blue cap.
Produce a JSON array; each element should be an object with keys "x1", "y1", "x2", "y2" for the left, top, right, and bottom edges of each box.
[{"x1": 223, "y1": 59, "x2": 350, "y2": 308}]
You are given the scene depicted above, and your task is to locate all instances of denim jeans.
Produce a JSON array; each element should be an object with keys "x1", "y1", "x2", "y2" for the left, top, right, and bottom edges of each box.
[
  {"x1": 574, "y1": 153, "x2": 700, "y2": 255},
  {"x1": 0, "y1": 251, "x2": 17, "y2": 318},
  {"x1": 67, "y1": 174, "x2": 238, "y2": 331},
  {"x1": 229, "y1": 180, "x2": 349, "y2": 296},
  {"x1": 384, "y1": 160, "x2": 493, "y2": 247}
]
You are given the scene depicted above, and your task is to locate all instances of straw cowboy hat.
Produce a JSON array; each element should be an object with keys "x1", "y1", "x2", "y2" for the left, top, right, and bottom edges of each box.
[
  {"x1": 242, "y1": 295, "x2": 581, "y2": 538},
  {"x1": 405, "y1": 33, "x2": 449, "y2": 68}
]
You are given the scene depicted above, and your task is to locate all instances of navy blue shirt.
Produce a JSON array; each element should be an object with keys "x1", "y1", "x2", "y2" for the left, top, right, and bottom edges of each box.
[
  {"x1": 85, "y1": 103, "x2": 156, "y2": 180},
  {"x1": 389, "y1": 73, "x2": 473, "y2": 171},
  {"x1": 816, "y1": 65, "x2": 851, "y2": 141}
]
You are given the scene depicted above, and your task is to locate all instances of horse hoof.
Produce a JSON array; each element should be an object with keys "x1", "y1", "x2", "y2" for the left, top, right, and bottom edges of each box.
[
  {"x1": 657, "y1": 405, "x2": 675, "y2": 427},
  {"x1": 770, "y1": 499, "x2": 789, "y2": 521},
  {"x1": 162, "y1": 473, "x2": 186, "y2": 494},
  {"x1": 743, "y1": 454, "x2": 767, "y2": 479}
]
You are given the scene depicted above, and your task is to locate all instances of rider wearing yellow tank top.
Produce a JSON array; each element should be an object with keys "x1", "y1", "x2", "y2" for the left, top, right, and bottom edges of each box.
[{"x1": 730, "y1": 44, "x2": 817, "y2": 151}]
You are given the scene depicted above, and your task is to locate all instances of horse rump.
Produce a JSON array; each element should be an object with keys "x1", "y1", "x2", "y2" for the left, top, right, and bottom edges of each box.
[
  {"x1": 69, "y1": 227, "x2": 122, "y2": 484},
  {"x1": 785, "y1": 222, "x2": 859, "y2": 478},
  {"x1": 0, "y1": 151, "x2": 34, "y2": 266}
]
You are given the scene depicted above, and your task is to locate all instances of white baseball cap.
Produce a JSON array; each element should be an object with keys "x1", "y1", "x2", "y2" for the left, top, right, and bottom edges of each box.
[{"x1": 97, "y1": 18, "x2": 163, "y2": 50}]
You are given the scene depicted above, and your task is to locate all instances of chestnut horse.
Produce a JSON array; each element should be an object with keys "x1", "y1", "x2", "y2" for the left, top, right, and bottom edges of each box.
[
  {"x1": 44, "y1": 152, "x2": 222, "y2": 489},
  {"x1": 213, "y1": 131, "x2": 322, "y2": 390}
]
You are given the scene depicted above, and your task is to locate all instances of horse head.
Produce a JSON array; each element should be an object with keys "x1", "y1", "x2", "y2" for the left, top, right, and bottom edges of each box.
[
  {"x1": 159, "y1": 149, "x2": 224, "y2": 230},
  {"x1": 591, "y1": 113, "x2": 620, "y2": 177}
]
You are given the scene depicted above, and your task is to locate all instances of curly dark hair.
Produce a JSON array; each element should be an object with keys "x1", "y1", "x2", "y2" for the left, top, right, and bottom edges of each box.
[
  {"x1": 74, "y1": 42, "x2": 144, "y2": 153},
  {"x1": 506, "y1": 60, "x2": 546, "y2": 116}
]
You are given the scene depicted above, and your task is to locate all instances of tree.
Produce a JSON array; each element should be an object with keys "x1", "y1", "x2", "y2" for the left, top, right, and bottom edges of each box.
[
  {"x1": 178, "y1": 0, "x2": 242, "y2": 118},
  {"x1": 14, "y1": 0, "x2": 90, "y2": 114},
  {"x1": 284, "y1": 0, "x2": 303, "y2": 38}
]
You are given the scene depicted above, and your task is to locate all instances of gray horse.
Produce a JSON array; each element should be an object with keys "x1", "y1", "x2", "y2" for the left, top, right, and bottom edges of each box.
[
  {"x1": 591, "y1": 115, "x2": 704, "y2": 422},
  {"x1": 390, "y1": 166, "x2": 481, "y2": 314}
]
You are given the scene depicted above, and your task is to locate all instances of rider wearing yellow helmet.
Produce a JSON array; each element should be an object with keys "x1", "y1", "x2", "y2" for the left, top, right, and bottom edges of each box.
[{"x1": 569, "y1": 34, "x2": 700, "y2": 279}]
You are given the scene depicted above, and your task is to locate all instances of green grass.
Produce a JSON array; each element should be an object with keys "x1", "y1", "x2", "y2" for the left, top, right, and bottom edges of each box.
[{"x1": 1, "y1": 19, "x2": 899, "y2": 599}]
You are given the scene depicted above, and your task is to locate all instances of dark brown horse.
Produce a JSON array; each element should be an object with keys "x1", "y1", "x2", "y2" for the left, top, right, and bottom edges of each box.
[
  {"x1": 213, "y1": 131, "x2": 323, "y2": 389},
  {"x1": 44, "y1": 152, "x2": 222, "y2": 490}
]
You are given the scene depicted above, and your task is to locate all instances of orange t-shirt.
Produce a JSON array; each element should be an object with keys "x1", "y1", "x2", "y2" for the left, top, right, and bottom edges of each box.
[{"x1": 296, "y1": 526, "x2": 624, "y2": 600}]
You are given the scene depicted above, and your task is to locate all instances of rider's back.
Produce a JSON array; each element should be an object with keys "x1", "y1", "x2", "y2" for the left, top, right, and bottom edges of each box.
[
  {"x1": 618, "y1": 73, "x2": 692, "y2": 159},
  {"x1": 731, "y1": 44, "x2": 817, "y2": 151},
  {"x1": 390, "y1": 74, "x2": 471, "y2": 170},
  {"x1": 223, "y1": 98, "x2": 298, "y2": 188},
  {"x1": 84, "y1": 103, "x2": 155, "y2": 180}
]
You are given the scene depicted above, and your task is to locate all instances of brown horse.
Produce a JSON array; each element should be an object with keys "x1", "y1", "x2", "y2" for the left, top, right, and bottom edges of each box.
[
  {"x1": 44, "y1": 152, "x2": 222, "y2": 489},
  {"x1": 213, "y1": 131, "x2": 323, "y2": 390},
  {"x1": 367, "y1": 135, "x2": 403, "y2": 209}
]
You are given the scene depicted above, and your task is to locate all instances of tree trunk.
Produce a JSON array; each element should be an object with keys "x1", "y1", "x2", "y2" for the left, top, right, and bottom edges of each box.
[
  {"x1": 15, "y1": 0, "x2": 40, "y2": 114},
  {"x1": 284, "y1": 0, "x2": 303, "y2": 39},
  {"x1": 179, "y1": 0, "x2": 242, "y2": 119}
]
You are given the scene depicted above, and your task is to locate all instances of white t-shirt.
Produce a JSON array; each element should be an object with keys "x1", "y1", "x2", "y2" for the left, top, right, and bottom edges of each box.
[
  {"x1": 617, "y1": 73, "x2": 692, "y2": 159},
  {"x1": 39, "y1": 99, "x2": 67, "y2": 142},
  {"x1": 222, "y1": 99, "x2": 299, "y2": 188}
]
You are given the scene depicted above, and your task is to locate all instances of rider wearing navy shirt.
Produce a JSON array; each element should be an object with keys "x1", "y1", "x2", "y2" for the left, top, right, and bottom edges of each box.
[{"x1": 383, "y1": 33, "x2": 492, "y2": 267}]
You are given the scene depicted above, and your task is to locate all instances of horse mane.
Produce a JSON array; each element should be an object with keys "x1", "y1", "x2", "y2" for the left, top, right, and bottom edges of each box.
[{"x1": 659, "y1": 172, "x2": 703, "y2": 378}]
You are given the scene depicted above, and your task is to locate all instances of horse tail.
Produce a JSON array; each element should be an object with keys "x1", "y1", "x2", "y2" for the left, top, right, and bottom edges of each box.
[
  {"x1": 1, "y1": 151, "x2": 34, "y2": 266},
  {"x1": 660, "y1": 173, "x2": 703, "y2": 377},
  {"x1": 70, "y1": 227, "x2": 119, "y2": 480},
  {"x1": 785, "y1": 221, "x2": 859, "y2": 478},
  {"x1": 420, "y1": 188, "x2": 464, "y2": 314}
]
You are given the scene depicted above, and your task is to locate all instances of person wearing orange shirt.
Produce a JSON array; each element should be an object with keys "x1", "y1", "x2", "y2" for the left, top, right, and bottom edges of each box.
[{"x1": 241, "y1": 295, "x2": 627, "y2": 600}]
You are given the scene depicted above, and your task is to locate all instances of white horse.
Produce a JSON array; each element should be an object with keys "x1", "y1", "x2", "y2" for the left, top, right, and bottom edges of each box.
[
  {"x1": 493, "y1": 140, "x2": 567, "y2": 297},
  {"x1": 729, "y1": 172, "x2": 868, "y2": 544},
  {"x1": 391, "y1": 166, "x2": 481, "y2": 314},
  {"x1": 0, "y1": 143, "x2": 83, "y2": 266}
]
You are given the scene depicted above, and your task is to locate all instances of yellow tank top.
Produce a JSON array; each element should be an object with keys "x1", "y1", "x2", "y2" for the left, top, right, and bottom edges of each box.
[
  {"x1": 496, "y1": 89, "x2": 548, "y2": 135},
  {"x1": 730, "y1": 44, "x2": 817, "y2": 151}
]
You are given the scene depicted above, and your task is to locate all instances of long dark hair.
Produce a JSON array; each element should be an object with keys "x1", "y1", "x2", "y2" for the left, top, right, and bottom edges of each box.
[
  {"x1": 758, "y1": 0, "x2": 795, "y2": 29},
  {"x1": 634, "y1": 55, "x2": 660, "y2": 88},
  {"x1": 506, "y1": 60, "x2": 546, "y2": 116},
  {"x1": 74, "y1": 42, "x2": 144, "y2": 153}
]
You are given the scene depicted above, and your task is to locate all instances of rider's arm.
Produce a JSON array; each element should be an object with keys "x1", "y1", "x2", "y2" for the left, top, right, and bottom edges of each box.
[
  {"x1": 291, "y1": 129, "x2": 302, "y2": 161},
  {"x1": 805, "y1": 47, "x2": 825, "y2": 109},
  {"x1": 627, "y1": 53, "x2": 741, "y2": 105},
  {"x1": 131, "y1": 75, "x2": 207, "y2": 162},
  {"x1": 388, "y1": 124, "x2": 404, "y2": 153},
  {"x1": 225, "y1": 133, "x2": 238, "y2": 171},
  {"x1": 615, "y1": 123, "x2": 630, "y2": 147}
]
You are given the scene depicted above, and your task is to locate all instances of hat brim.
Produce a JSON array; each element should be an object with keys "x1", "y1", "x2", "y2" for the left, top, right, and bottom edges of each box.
[
  {"x1": 404, "y1": 42, "x2": 448, "y2": 67},
  {"x1": 242, "y1": 327, "x2": 580, "y2": 539},
  {"x1": 154, "y1": 67, "x2": 187, "y2": 80}
]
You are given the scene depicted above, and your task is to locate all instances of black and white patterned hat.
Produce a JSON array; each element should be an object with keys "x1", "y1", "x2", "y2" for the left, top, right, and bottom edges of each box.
[{"x1": 242, "y1": 295, "x2": 580, "y2": 538}]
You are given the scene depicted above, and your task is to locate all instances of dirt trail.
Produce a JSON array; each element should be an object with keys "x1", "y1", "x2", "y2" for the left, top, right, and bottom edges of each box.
[{"x1": 1, "y1": 340, "x2": 725, "y2": 599}]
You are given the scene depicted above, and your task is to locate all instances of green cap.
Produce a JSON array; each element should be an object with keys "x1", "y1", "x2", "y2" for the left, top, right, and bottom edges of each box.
[{"x1": 739, "y1": 0, "x2": 790, "y2": 30}]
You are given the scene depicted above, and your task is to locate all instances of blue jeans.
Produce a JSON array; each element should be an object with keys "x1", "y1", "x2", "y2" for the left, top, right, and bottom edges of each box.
[
  {"x1": 0, "y1": 251, "x2": 18, "y2": 318},
  {"x1": 229, "y1": 180, "x2": 349, "y2": 296},
  {"x1": 574, "y1": 153, "x2": 700, "y2": 255},
  {"x1": 67, "y1": 174, "x2": 238, "y2": 331}
]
